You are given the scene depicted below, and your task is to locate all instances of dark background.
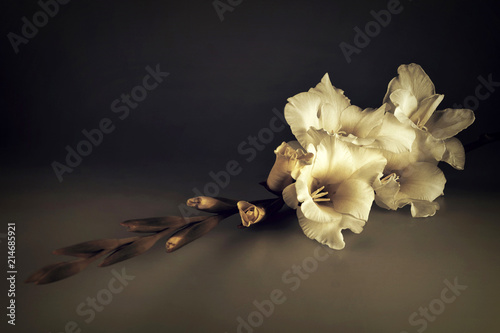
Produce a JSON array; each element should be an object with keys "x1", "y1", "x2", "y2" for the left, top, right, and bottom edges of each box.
[
  {"x1": 2, "y1": 0, "x2": 500, "y2": 172},
  {"x1": 1, "y1": 1, "x2": 500, "y2": 332}
]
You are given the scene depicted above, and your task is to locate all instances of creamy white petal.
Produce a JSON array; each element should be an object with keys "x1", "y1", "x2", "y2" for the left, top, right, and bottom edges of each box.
[
  {"x1": 398, "y1": 162, "x2": 446, "y2": 202},
  {"x1": 441, "y1": 137, "x2": 466, "y2": 170},
  {"x1": 312, "y1": 135, "x2": 355, "y2": 185},
  {"x1": 306, "y1": 127, "x2": 331, "y2": 147},
  {"x1": 384, "y1": 63, "x2": 436, "y2": 104},
  {"x1": 373, "y1": 174, "x2": 400, "y2": 210},
  {"x1": 297, "y1": 210, "x2": 346, "y2": 249},
  {"x1": 425, "y1": 108, "x2": 475, "y2": 139},
  {"x1": 308, "y1": 73, "x2": 351, "y2": 112},
  {"x1": 409, "y1": 200, "x2": 440, "y2": 218},
  {"x1": 318, "y1": 103, "x2": 342, "y2": 134},
  {"x1": 412, "y1": 129, "x2": 446, "y2": 163},
  {"x1": 415, "y1": 129, "x2": 446, "y2": 163},
  {"x1": 348, "y1": 146, "x2": 387, "y2": 185},
  {"x1": 284, "y1": 92, "x2": 322, "y2": 148},
  {"x1": 383, "y1": 129, "x2": 445, "y2": 171},
  {"x1": 297, "y1": 209, "x2": 365, "y2": 250},
  {"x1": 301, "y1": 198, "x2": 342, "y2": 223},
  {"x1": 410, "y1": 94, "x2": 444, "y2": 127},
  {"x1": 282, "y1": 183, "x2": 299, "y2": 209},
  {"x1": 331, "y1": 179, "x2": 375, "y2": 221},
  {"x1": 382, "y1": 149, "x2": 411, "y2": 174},
  {"x1": 337, "y1": 133, "x2": 377, "y2": 148},
  {"x1": 339, "y1": 105, "x2": 385, "y2": 138},
  {"x1": 369, "y1": 112, "x2": 416, "y2": 153},
  {"x1": 341, "y1": 214, "x2": 366, "y2": 234},
  {"x1": 390, "y1": 89, "x2": 418, "y2": 120},
  {"x1": 295, "y1": 165, "x2": 314, "y2": 203},
  {"x1": 287, "y1": 140, "x2": 315, "y2": 180}
]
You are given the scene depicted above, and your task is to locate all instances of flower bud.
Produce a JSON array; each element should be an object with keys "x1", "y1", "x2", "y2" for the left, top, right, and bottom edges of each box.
[
  {"x1": 26, "y1": 259, "x2": 93, "y2": 285},
  {"x1": 120, "y1": 216, "x2": 206, "y2": 233},
  {"x1": 165, "y1": 215, "x2": 224, "y2": 252},
  {"x1": 266, "y1": 142, "x2": 313, "y2": 192},
  {"x1": 52, "y1": 237, "x2": 139, "y2": 257},
  {"x1": 186, "y1": 196, "x2": 238, "y2": 213},
  {"x1": 237, "y1": 201, "x2": 267, "y2": 227}
]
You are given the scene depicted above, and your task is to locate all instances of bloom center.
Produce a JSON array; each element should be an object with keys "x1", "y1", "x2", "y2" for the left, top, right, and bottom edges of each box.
[
  {"x1": 381, "y1": 173, "x2": 400, "y2": 184},
  {"x1": 311, "y1": 185, "x2": 330, "y2": 202},
  {"x1": 244, "y1": 207, "x2": 257, "y2": 220}
]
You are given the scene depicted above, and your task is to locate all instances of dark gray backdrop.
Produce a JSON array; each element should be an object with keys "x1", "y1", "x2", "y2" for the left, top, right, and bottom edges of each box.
[{"x1": 2, "y1": 1, "x2": 500, "y2": 333}]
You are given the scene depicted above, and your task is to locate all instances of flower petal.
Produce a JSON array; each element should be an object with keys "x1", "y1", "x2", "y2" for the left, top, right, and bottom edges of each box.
[
  {"x1": 238, "y1": 201, "x2": 266, "y2": 227},
  {"x1": 308, "y1": 73, "x2": 351, "y2": 112},
  {"x1": 338, "y1": 134, "x2": 375, "y2": 146},
  {"x1": 347, "y1": 142, "x2": 387, "y2": 184},
  {"x1": 297, "y1": 209, "x2": 365, "y2": 250},
  {"x1": 282, "y1": 183, "x2": 299, "y2": 209},
  {"x1": 413, "y1": 129, "x2": 446, "y2": 163},
  {"x1": 441, "y1": 137, "x2": 466, "y2": 170},
  {"x1": 285, "y1": 92, "x2": 322, "y2": 148},
  {"x1": 341, "y1": 214, "x2": 366, "y2": 234},
  {"x1": 398, "y1": 162, "x2": 446, "y2": 202},
  {"x1": 306, "y1": 127, "x2": 331, "y2": 147},
  {"x1": 425, "y1": 108, "x2": 475, "y2": 139},
  {"x1": 411, "y1": 94, "x2": 444, "y2": 127},
  {"x1": 297, "y1": 210, "x2": 345, "y2": 249},
  {"x1": 331, "y1": 179, "x2": 375, "y2": 221},
  {"x1": 319, "y1": 103, "x2": 342, "y2": 134},
  {"x1": 370, "y1": 112, "x2": 416, "y2": 153},
  {"x1": 295, "y1": 164, "x2": 314, "y2": 201},
  {"x1": 383, "y1": 129, "x2": 445, "y2": 171},
  {"x1": 384, "y1": 63, "x2": 436, "y2": 104},
  {"x1": 373, "y1": 174, "x2": 401, "y2": 211},
  {"x1": 300, "y1": 198, "x2": 342, "y2": 223},
  {"x1": 409, "y1": 200, "x2": 440, "y2": 218},
  {"x1": 390, "y1": 89, "x2": 418, "y2": 121},
  {"x1": 312, "y1": 135, "x2": 355, "y2": 185},
  {"x1": 340, "y1": 105, "x2": 385, "y2": 138}
]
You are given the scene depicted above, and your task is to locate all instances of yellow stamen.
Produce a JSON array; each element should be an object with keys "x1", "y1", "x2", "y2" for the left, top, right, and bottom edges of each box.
[
  {"x1": 381, "y1": 173, "x2": 400, "y2": 183},
  {"x1": 311, "y1": 185, "x2": 330, "y2": 202}
]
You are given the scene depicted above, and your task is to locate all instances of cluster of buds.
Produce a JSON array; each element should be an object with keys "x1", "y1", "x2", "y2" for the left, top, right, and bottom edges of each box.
[
  {"x1": 186, "y1": 196, "x2": 283, "y2": 228},
  {"x1": 27, "y1": 189, "x2": 285, "y2": 284}
]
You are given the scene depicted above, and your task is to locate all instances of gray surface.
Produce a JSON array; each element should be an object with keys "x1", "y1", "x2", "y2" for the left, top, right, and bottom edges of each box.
[{"x1": 2, "y1": 144, "x2": 500, "y2": 333}]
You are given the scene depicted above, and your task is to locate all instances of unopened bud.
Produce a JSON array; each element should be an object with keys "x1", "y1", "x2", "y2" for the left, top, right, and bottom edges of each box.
[
  {"x1": 186, "y1": 196, "x2": 238, "y2": 213},
  {"x1": 266, "y1": 142, "x2": 313, "y2": 192},
  {"x1": 237, "y1": 201, "x2": 266, "y2": 227},
  {"x1": 165, "y1": 215, "x2": 224, "y2": 252}
]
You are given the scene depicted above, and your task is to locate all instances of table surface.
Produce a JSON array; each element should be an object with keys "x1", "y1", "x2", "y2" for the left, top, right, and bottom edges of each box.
[{"x1": 1, "y1": 144, "x2": 499, "y2": 333}]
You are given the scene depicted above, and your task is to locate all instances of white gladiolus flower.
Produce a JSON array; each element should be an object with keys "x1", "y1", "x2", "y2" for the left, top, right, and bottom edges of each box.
[
  {"x1": 283, "y1": 131, "x2": 386, "y2": 249},
  {"x1": 373, "y1": 162, "x2": 446, "y2": 218},
  {"x1": 383, "y1": 63, "x2": 475, "y2": 169},
  {"x1": 373, "y1": 132, "x2": 447, "y2": 217},
  {"x1": 284, "y1": 73, "x2": 416, "y2": 154},
  {"x1": 375, "y1": 64, "x2": 475, "y2": 217}
]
